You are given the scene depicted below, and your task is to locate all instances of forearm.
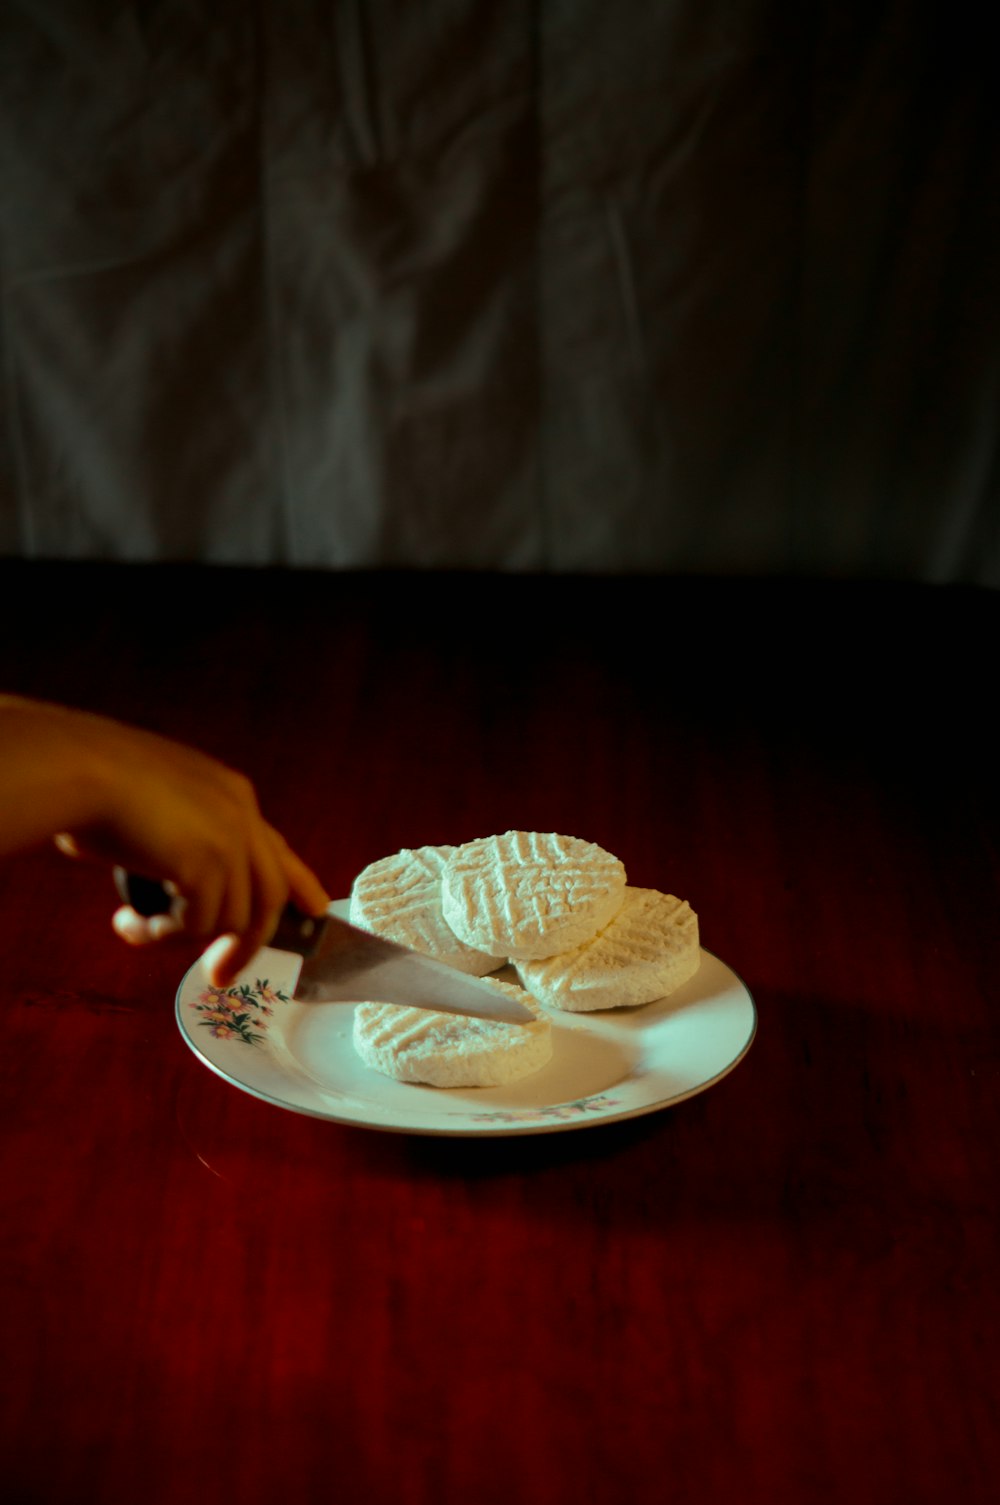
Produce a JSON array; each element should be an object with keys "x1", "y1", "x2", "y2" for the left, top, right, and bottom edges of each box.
[{"x1": 0, "y1": 695, "x2": 108, "y2": 859}]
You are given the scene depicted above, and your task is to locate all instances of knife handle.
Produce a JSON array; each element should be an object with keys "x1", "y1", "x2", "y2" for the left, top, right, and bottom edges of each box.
[{"x1": 112, "y1": 867, "x2": 323, "y2": 952}]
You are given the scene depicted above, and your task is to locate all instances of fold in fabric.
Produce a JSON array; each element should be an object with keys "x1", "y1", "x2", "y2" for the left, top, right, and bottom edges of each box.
[{"x1": 0, "y1": 1, "x2": 996, "y2": 583}]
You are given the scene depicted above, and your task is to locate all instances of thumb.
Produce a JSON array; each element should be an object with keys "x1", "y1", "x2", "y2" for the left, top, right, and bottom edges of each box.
[
  {"x1": 54, "y1": 832, "x2": 88, "y2": 860},
  {"x1": 54, "y1": 830, "x2": 116, "y2": 864}
]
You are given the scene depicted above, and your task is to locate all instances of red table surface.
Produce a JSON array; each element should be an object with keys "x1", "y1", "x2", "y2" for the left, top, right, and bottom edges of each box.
[{"x1": 0, "y1": 563, "x2": 997, "y2": 1505}]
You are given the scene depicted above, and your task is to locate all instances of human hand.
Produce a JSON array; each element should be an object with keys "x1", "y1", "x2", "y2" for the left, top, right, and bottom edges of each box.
[{"x1": 0, "y1": 696, "x2": 330, "y2": 985}]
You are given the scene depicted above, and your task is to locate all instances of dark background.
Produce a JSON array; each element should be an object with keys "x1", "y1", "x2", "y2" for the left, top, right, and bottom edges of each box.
[{"x1": 1, "y1": 1, "x2": 997, "y2": 582}]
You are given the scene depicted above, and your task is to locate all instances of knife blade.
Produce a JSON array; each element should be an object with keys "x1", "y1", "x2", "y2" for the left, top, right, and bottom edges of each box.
[{"x1": 114, "y1": 869, "x2": 535, "y2": 1026}]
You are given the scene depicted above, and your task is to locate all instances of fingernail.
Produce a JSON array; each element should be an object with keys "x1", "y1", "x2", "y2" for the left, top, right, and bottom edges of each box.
[
  {"x1": 203, "y1": 934, "x2": 240, "y2": 986},
  {"x1": 149, "y1": 913, "x2": 183, "y2": 941},
  {"x1": 113, "y1": 907, "x2": 148, "y2": 943}
]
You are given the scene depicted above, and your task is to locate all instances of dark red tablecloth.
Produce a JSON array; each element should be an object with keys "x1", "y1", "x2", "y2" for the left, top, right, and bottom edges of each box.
[{"x1": 1, "y1": 564, "x2": 996, "y2": 1505}]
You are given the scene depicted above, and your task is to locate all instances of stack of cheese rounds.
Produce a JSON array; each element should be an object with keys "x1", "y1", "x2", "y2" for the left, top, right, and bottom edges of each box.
[{"x1": 348, "y1": 831, "x2": 700, "y2": 1088}]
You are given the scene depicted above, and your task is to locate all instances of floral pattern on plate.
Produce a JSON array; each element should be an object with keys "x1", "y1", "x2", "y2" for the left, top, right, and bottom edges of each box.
[
  {"x1": 189, "y1": 979, "x2": 292, "y2": 1046},
  {"x1": 470, "y1": 1093, "x2": 622, "y2": 1124}
]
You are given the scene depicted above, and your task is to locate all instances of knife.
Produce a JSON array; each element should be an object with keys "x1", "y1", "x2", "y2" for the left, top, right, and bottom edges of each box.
[{"x1": 114, "y1": 869, "x2": 535, "y2": 1025}]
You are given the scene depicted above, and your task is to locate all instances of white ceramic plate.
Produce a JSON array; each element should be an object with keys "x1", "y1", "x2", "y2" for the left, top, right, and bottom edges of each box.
[{"x1": 175, "y1": 901, "x2": 757, "y2": 1137}]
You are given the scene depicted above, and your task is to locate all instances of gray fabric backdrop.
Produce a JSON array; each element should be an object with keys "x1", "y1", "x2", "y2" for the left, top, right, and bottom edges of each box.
[{"x1": 1, "y1": 1, "x2": 997, "y2": 582}]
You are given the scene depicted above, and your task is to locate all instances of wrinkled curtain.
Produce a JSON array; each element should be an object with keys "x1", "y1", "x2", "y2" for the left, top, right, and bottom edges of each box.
[{"x1": 1, "y1": 1, "x2": 997, "y2": 581}]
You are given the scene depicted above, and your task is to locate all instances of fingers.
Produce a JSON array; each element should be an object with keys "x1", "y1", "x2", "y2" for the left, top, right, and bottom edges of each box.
[
  {"x1": 205, "y1": 829, "x2": 329, "y2": 982},
  {"x1": 55, "y1": 830, "x2": 125, "y2": 864},
  {"x1": 202, "y1": 828, "x2": 328, "y2": 969},
  {"x1": 207, "y1": 833, "x2": 287, "y2": 984},
  {"x1": 112, "y1": 905, "x2": 185, "y2": 946},
  {"x1": 112, "y1": 906, "x2": 245, "y2": 991},
  {"x1": 202, "y1": 933, "x2": 244, "y2": 988},
  {"x1": 27, "y1": 708, "x2": 330, "y2": 988},
  {"x1": 110, "y1": 822, "x2": 328, "y2": 990},
  {"x1": 268, "y1": 828, "x2": 331, "y2": 918},
  {"x1": 76, "y1": 725, "x2": 329, "y2": 980}
]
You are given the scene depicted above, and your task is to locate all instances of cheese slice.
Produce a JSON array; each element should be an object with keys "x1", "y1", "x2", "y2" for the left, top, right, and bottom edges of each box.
[
  {"x1": 352, "y1": 978, "x2": 553, "y2": 1088},
  {"x1": 517, "y1": 887, "x2": 700, "y2": 1011},
  {"x1": 441, "y1": 830, "x2": 626, "y2": 960},
  {"x1": 350, "y1": 844, "x2": 503, "y2": 975}
]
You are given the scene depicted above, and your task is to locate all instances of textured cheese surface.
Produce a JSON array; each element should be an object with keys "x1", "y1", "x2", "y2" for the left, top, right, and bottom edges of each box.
[
  {"x1": 441, "y1": 831, "x2": 627, "y2": 960},
  {"x1": 517, "y1": 887, "x2": 701, "y2": 1011},
  {"x1": 352, "y1": 979, "x2": 553, "y2": 1088},
  {"x1": 350, "y1": 845, "x2": 503, "y2": 975}
]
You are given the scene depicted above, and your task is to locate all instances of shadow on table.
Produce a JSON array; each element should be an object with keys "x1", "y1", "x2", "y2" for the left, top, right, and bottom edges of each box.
[{"x1": 172, "y1": 979, "x2": 985, "y2": 1240}]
